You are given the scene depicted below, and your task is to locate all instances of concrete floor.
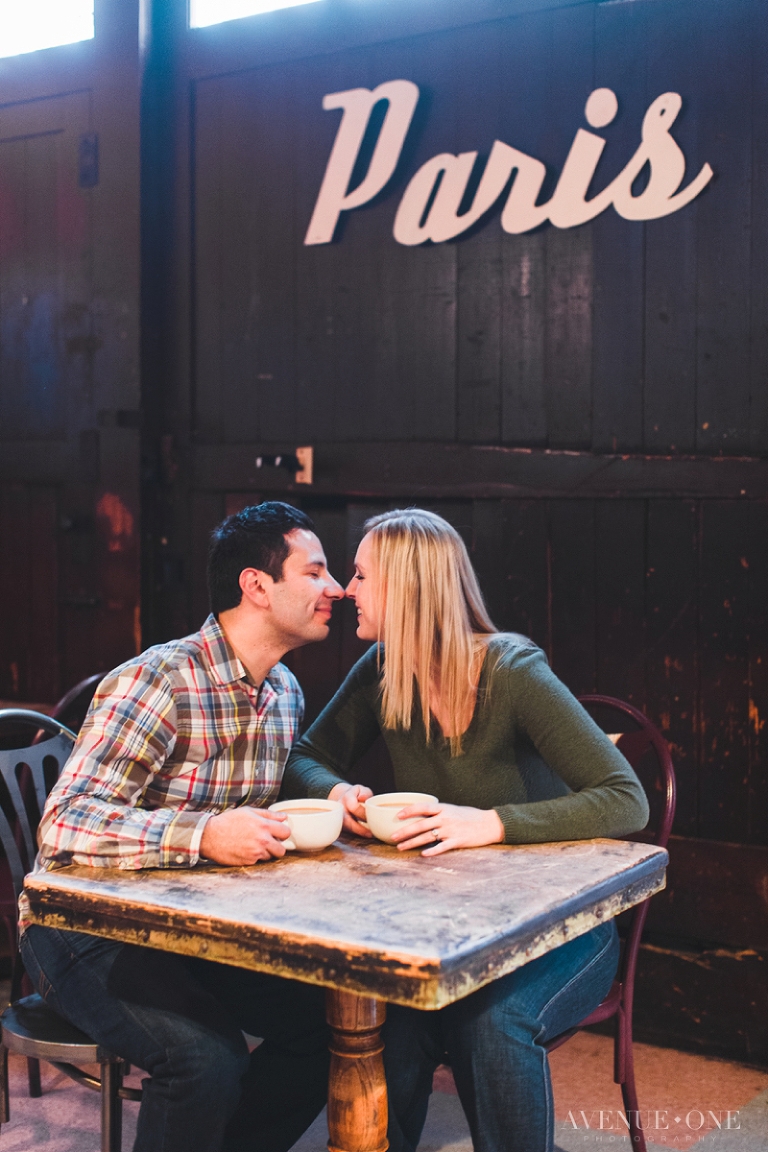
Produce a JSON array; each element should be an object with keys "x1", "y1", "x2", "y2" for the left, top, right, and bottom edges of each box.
[{"x1": 1, "y1": 1031, "x2": 767, "y2": 1151}]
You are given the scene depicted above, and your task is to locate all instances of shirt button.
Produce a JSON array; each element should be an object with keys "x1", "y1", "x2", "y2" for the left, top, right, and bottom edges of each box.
[{"x1": 175, "y1": 855, "x2": 185, "y2": 864}]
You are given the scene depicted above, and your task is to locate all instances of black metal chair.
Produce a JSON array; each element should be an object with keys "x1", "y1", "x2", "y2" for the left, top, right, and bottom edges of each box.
[
  {"x1": 543, "y1": 695, "x2": 677, "y2": 1152},
  {"x1": 0, "y1": 709, "x2": 141, "y2": 1150}
]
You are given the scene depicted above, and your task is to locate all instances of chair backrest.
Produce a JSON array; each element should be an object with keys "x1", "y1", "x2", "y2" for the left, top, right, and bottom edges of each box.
[
  {"x1": 577, "y1": 694, "x2": 677, "y2": 999},
  {"x1": 50, "y1": 672, "x2": 105, "y2": 734},
  {"x1": 577, "y1": 694, "x2": 676, "y2": 849},
  {"x1": 0, "y1": 711, "x2": 75, "y2": 902}
]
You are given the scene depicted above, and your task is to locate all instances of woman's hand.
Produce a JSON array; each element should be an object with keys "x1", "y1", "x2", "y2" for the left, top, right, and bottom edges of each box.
[
  {"x1": 390, "y1": 802, "x2": 505, "y2": 856},
  {"x1": 328, "y1": 782, "x2": 374, "y2": 837}
]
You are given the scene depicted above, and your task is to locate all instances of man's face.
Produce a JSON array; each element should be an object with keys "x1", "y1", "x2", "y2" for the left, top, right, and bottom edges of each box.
[{"x1": 267, "y1": 529, "x2": 344, "y2": 648}]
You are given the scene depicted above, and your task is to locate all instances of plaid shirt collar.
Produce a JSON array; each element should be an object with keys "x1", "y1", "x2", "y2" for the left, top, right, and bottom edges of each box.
[{"x1": 199, "y1": 613, "x2": 285, "y2": 694}]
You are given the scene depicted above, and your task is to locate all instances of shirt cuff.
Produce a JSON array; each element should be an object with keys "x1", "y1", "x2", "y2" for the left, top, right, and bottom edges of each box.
[{"x1": 160, "y1": 811, "x2": 213, "y2": 867}]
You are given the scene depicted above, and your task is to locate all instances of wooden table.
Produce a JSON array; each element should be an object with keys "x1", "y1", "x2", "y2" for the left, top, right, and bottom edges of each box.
[{"x1": 25, "y1": 837, "x2": 667, "y2": 1152}]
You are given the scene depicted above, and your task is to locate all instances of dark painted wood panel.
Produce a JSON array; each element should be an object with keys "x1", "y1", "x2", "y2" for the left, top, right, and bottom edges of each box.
[
  {"x1": 524, "y1": 3, "x2": 593, "y2": 450},
  {"x1": 184, "y1": 0, "x2": 768, "y2": 457},
  {"x1": 211, "y1": 65, "x2": 298, "y2": 444},
  {"x1": 0, "y1": 485, "x2": 58, "y2": 702},
  {"x1": 476, "y1": 499, "x2": 550, "y2": 651},
  {"x1": 747, "y1": 501, "x2": 768, "y2": 844},
  {"x1": 749, "y1": 2, "x2": 768, "y2": 455},
  {"x1": 544, "y1": 228, "x2": 593, "y2": 449},
  {"x1": 293, "y1": 49, "x2": 377, "y2": 444},
  {"x1": 591, "y1": 0, "x2": 646, "y2": 453},
  {"x1": 645, "y1": 501, "x2": 699, "y2": 837},
  {"x1": 457, "y1": 235, "x2": 502, "y2": 444},
  {"x1": 501, "y1": 233, "x2": 547, "y2": 446},
  {"x1": 469, "y1": 499, "x2": 506, "y2": 627},
  {"x1": 632, "y1": 941, "x2": 768, "y2": 1064},
  {"x1": 642, "y1": 0, "x2": 700, "y2": 454},
  {"x1": 455, "y1": 22, "x2": 503, "y2": 445},
  {"x1": 548, "y1": 499, "x2": 596, "y2": 694},
  {"x1": 497, "y1": 10, "x2": 551, "y2": 447},
  {"x1": 645, "y1": 836, "x2": 768, "y2": 952},
  {"x1": 192, "y1": 441, "x2": 768, "y2": 500},
  {"x1": 698, "y1": 502, "x2": 751, "y2": 842},
  {"x1": 0, "y1": 94, "x2": 91, "y2": 443},
  {"x1": 364, "y1": 32, "x2": 458, "y2": 443},
  {"x1": 694, "y1": 1, "x2": 752, "y2": 455},
  {"x1": 192, "y1": 79, "x2": 225, "y2": 442},
  {"x1": 594, "y1": 501, "x2": 646, "y2": 707}
]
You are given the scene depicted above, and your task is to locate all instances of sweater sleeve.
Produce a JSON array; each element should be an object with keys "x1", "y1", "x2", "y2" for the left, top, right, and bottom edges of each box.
[
  {"x1": 281, "y1": 647, "x2": 383, "y2": 799},
  {"x1": 493, "y1": 646, "x2": 650, "y2": 843}
]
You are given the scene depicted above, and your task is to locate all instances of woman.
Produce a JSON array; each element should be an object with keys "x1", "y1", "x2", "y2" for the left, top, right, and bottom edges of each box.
[{"x1": 283, "y1": 509, "x2": 649, "y2": 1152}]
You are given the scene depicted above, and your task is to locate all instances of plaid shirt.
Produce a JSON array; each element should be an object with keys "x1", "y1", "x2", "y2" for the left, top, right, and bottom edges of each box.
[{"x1": 35, "y1": 614, "x2": 304, "y2": 872}]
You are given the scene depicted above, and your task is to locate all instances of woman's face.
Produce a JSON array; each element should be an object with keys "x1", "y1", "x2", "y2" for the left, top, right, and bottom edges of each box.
[{"x1": 346, "y1": 533, "x2": 383, "y2": 641}]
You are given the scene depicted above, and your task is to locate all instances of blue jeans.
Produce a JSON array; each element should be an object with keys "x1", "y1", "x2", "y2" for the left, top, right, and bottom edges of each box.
[
  {"x1": 383, "y1": 921, "x2": 619, "y2": 1152},
  {"x1": 20, "y1": 925, "x2": 330, "y2": 1152}
]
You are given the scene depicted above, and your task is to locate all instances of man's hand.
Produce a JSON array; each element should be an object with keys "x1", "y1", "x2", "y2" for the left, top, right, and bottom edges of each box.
[
  {"x1": 328, "y1": 782, "x2": 374, "y2": 837},
  {"x1": 200, "y1": 807, "x2": 292, "y2": 865}
]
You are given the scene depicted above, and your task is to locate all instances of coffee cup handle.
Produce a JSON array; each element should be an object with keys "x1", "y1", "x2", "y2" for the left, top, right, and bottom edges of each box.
[{"x1": 284, "y1": 837, "x2": 296, "y2": 851}]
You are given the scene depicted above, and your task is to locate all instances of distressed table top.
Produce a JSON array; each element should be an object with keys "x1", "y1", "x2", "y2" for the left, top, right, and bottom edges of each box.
[{"x1": 25, "y1": 837, "x2": 667, "y2": 1009}]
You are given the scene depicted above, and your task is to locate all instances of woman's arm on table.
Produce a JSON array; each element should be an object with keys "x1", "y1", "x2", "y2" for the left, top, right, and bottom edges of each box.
[
  {"x1": 492, "y1": 645, "x2": 650, "y2": 843},
  {"x1": 282, "y1": 647, "x2": 383, "y2": 833},
  {"x1": 392, "y1": 642, "x2": 649, "y2": 855}
]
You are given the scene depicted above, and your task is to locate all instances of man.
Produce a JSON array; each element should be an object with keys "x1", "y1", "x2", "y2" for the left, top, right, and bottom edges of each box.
[{"x1": 19, "y1": 501, "x2": 361, "y2": 1152}]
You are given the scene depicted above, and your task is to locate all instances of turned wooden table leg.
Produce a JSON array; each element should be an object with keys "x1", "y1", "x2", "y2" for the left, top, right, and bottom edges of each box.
[{"x1": 326, "y1": 989, "x2": 388, "y2": 1152}]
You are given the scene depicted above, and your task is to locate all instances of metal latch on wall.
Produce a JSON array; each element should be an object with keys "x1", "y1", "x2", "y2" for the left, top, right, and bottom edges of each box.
[{"x1": 255, "y1": 446, "x2": 313, "y2": 485}]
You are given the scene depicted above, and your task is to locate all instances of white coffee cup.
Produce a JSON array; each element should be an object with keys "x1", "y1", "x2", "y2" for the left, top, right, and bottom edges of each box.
[
  {"x1": 268, "y1": 798, "x2": 344, "y2": 852},
  {"x1": 363, "y1": 792, "x2": 439, "y2": 845}
]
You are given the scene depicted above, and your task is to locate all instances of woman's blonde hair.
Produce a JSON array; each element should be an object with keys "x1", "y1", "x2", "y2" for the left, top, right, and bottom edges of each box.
[{"x1": 363, "y1": 508, "x2": 496, "y2": 755}]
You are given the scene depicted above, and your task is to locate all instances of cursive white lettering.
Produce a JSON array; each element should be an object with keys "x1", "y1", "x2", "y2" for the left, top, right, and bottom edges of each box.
[
  {"x1": 304, "y1": 79, "x2": 419, "y2": 245},
  {"x1": 304, "y1": 80, "x2": 714, "y2": 246}
]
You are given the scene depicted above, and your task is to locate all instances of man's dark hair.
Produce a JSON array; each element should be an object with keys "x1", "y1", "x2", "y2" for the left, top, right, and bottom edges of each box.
[{"x1": 207, "y1": 502, "x2": 315, "y2": 615}]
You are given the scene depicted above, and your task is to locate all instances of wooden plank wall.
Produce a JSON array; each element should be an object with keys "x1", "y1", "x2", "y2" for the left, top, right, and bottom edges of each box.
[
  {"x1": 0, "y1": 2, "x2": 144, "y2": 705},
  {"x1": 160, "y1": 0, "x2": 768, "y2": 1066},
  {"x1": 189, "y1": 0, "x2": 768, "y2": 457}
]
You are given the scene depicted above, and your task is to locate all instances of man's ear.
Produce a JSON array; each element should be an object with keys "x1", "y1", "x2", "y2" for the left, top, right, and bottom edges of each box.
[{"x1": 239, "y1": 567, "x2": 272, "y2": 609}]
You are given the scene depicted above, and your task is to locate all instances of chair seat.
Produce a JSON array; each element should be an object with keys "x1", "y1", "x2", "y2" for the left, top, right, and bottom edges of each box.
[
  {"x1": 578, "y1": 979, "x2": 623, "y2": 1026},
  {"x1": 1, "y1": 994, "x2": 103, "y2": 1062}
]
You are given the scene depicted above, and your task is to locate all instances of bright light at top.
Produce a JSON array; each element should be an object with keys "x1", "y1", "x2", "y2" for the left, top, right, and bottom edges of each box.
[
  {"x1": 0, "y1": 0, "x2": 94, "y2": 59},
  {"x1": 190, "y1": 0, "x2": 323, "y2": 29}
]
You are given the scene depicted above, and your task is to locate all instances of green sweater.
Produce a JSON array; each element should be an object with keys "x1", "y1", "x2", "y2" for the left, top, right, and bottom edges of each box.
[{"x1": 282, "y1": 636, "x2": 649, "y2": 843}]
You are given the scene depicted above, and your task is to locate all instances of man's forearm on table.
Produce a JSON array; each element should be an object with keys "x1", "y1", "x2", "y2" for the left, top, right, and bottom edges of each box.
[{"x1": 38, "y1": 801, "x2": 212, "y2": 870}]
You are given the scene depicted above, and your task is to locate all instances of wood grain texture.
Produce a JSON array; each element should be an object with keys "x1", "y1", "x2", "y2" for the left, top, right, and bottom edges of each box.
[
  {"x1": 747, "y1": 501, "x2": 768, "y2": 844},
  {"x1": 192, "y1": 442, "x2": 768, "y2": 500},
  {"x1": 548, "y1": 500, "x2": 596, "y2": 695},
  {"x1": 594, "y1": 501, "x2": 646, "y2": 707},
  {"x1": 25, "y1": 838, "x2": 666, "y2": 1010},
  {"x1": 694, "y1": 0, "x2": 752, "y2": 456},
  {"x1": 698, "y1": 502, "x2": 751, "y2": 842},
  {"x1": 592, "y1": 0, "x2": 646, "y2": 453},
  {"x1": 645, "y1": 501, "x2": 699, "y2": 837},
  {"x1": 642, "y1": 0, "x2": 699, "y2": 455},
  {"x1": 326, "y1": 990, "x2": 388, "y2": 1152}
]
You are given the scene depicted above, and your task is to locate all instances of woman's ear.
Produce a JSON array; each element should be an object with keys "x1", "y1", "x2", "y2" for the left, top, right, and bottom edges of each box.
[{"x1": 239, "y1": 567, "x2": 272, "y2": 609}]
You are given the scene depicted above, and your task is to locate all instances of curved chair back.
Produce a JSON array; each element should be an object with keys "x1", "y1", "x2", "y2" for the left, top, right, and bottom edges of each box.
[
  {"x1": 50, "y1": 673, "x2": 105, "y2": 734},
  {"x1": 0, "y1": 711, "x2": 75, "y2": 902},
  {"x1": 578, "y1": 695, "x2": 676, "y2": 849},
  {"x1": 577, "y1": 695, "x2": 676, "y2": 1017}
]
